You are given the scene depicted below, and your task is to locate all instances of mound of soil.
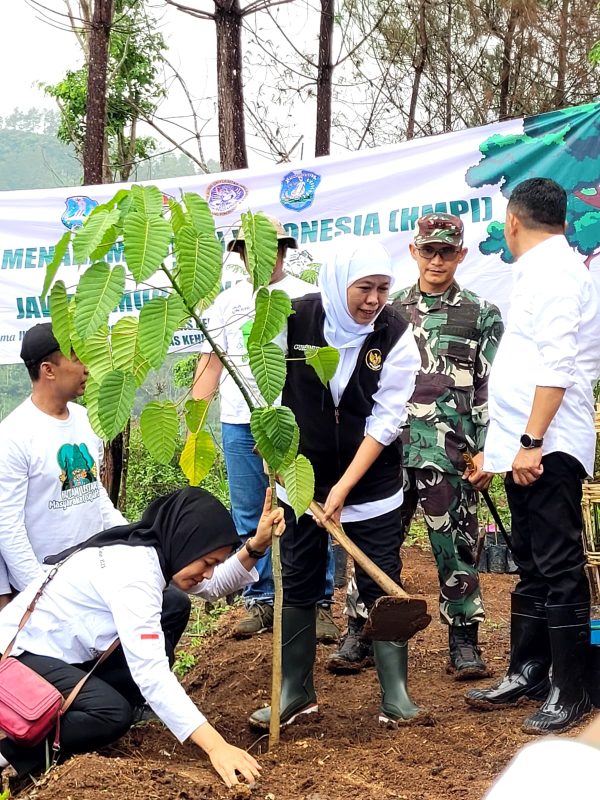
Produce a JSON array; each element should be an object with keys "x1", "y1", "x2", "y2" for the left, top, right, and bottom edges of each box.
[{"x1": 14, "y1": 547, "x2": 584, "y2": 800}]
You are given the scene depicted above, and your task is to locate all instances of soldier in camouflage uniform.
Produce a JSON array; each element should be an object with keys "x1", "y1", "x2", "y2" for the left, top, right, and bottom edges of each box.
[{"x1": 328, "y1": 213, "x2": 504, "y2": 679}]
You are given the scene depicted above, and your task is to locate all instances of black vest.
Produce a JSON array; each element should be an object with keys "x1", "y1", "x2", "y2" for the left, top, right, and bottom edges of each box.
[{"x1": 283, "y1": 294, "x2": 409, "y2": 504}]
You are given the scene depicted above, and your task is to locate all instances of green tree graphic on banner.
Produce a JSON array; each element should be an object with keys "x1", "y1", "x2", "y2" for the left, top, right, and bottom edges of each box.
[{"x1": 466, "y1": 102, "x2": 600, "y2": 267}]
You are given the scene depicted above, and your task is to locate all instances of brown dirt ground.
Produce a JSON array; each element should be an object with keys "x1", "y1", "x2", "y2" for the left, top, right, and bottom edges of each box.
[{"x1": 13, "y1": 546, "x2": 589, "y2": 800}]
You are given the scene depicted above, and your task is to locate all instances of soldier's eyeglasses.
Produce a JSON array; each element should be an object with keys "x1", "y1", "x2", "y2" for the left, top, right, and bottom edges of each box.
[{"x1": 417, "y1": 245, "x2": 460, "y2": 261}]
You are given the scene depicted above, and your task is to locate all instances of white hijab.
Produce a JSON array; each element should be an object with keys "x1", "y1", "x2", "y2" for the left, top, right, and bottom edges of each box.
[{"x1": 319, "y1": 239, "x2": 395, "y2": 349}]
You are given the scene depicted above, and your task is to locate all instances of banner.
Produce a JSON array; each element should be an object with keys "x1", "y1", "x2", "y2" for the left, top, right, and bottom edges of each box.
[{"x1": 1, "y1": 101, "x2": 600, "y2": 365}]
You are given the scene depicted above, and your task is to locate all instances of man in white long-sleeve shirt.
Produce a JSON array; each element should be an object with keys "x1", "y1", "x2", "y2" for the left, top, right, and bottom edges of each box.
[
  {"x1": 466, "y1": 178, "x2": 600, "y2": 735},
  {"x1": 0, "y1": 323, "x2": 127, "y2": 604}
]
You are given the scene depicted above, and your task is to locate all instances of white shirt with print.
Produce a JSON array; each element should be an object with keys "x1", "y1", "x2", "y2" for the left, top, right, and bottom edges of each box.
[
  {"x1": 0, "y1": 397, "x2": 127, "y2": 592},
  {"x1": 201, "y1": 274, "x2": 315, "y2": 424}
]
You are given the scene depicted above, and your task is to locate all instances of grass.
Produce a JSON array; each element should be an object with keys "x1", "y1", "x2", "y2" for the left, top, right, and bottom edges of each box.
[{"x1": 173, "y1": 596, "x2": 240, "y2": 678}]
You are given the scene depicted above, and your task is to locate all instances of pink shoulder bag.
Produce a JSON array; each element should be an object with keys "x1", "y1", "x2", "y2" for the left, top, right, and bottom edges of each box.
[{"x1": 0, "y1": 565, "x2": 119, "y2": 759}]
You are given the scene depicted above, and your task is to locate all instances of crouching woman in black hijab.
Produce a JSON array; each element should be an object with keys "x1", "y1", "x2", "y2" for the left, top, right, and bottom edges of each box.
[{"x1": 0, "y1": 487, "x2": 283, "y2": 788}]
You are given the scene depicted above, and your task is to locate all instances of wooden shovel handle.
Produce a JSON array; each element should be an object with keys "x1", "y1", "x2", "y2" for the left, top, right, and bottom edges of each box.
[{"x1": 308, "y1": 501, "x2": 411, "y2": 601}]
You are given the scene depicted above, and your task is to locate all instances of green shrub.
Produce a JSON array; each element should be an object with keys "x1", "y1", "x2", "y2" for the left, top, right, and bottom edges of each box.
[{"x1": 124, "y1": 422, "x2": 230, "y2": 521}]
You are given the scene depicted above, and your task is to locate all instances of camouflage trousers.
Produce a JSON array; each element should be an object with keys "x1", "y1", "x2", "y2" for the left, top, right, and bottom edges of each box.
[{"x1": 346, "y1": 468, "x2": 484, "y2": 626}]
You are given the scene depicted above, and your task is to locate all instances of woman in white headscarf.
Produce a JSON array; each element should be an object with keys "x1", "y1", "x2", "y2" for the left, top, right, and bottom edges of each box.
[{"x1": 250, "y1": 239, "x2": 426, "y2": 732}]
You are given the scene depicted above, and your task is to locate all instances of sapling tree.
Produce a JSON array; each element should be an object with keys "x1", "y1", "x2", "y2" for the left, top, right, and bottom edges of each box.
[{"x1": 43, "y1": 186, "x2": 339, "y2": 745}]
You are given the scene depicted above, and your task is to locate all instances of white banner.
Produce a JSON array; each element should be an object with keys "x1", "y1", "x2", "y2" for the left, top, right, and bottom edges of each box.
[{"x1": 2, "y1": 102, "x2": 600, "y2": 365}]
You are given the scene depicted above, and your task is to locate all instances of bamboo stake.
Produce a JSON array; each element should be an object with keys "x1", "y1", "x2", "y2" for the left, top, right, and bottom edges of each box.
[{"x1": 268, "y1": 472, "x2": 282, "y2": 747}]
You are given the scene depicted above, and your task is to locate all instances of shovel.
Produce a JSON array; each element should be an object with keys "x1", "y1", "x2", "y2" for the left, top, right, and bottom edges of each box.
[{"x1": 308, "y1": 501, "x2": 431, "y2": 642}]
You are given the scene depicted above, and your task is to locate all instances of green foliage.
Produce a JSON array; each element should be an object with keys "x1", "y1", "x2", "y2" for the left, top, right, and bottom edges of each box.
[
  {"x1": 140, "y1": 401, "x2": 179, "y2": 464},
  {"x1": 173, "y1": 355, "x2": 198, "y2": 389},
  {"x1": 305, "y1": 346, "x2": 340, "y2": 386},
  {"x1": 42, "y1": 0, "x2": 167, "y2": 181},
  {"x1": 45, "y1": 188, "x2": 337, "y2": 518}
]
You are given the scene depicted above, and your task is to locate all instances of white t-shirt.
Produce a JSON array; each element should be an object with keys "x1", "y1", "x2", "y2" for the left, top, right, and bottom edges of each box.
[
  {"x1": 0, "y1": 544, "x2": 258, "y2": 743},
  {"x1": 485, "y1": 738, "x2": 599, "y2": 798},
  {"x1": 0, "y1": 397, "x2": 127, "y2": 593},
  {"x1": 201, "y1": 274, "x2": 315, "y2": 424}
]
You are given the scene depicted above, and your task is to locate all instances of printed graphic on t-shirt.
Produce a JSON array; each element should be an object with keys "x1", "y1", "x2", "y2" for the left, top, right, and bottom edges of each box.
[
  {"x1": 240, "y1": 318, "x2": 254, "y2": 363},
  {"x1": 50, "y1": 443, "x2": 100, "y2": 510}
]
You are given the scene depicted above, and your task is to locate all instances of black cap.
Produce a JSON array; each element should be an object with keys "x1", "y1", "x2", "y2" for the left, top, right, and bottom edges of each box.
[{"x1": 20, "y1": 323, "x2": 61, "y2": 368}]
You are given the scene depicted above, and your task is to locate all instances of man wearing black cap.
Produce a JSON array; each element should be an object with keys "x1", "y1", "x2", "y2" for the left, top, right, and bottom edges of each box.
[
  {"x1": 330, "y1": 213, "x2": 504, "y2": 678},
  {"x1": 192, "y1": 217, "x2": 338, "y2": 641},
  {"x1": 0, "y1": 323, "x2": 127, "y2": 605}
]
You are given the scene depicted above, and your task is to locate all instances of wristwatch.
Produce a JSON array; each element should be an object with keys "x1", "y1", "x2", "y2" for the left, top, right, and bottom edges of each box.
[
  {"x1": 520, "y1": 433, "x2": 543, "y2": 449},
  {"x1": 245, "y1": 538, "x2": 268, "y2": 559}
]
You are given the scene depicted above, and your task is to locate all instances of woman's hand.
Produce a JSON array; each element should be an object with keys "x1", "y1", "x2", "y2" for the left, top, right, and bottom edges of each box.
[
  {"x1": 252, "y1": 487, "x2": 285, "y2": 552},
  {"x1": 320, "y1": 482, "x2": 350, "y2": 526},
  {"x1": 191, "y1": 722, "x2": 262, "y2": 788},
  {"x1": 207, "y1": 740, "x2": 262, "y2": 788}
]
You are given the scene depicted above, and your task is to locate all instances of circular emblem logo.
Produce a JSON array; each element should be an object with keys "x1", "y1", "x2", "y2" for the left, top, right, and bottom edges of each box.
[{"x1": 366, "y1": 349, "x2": 382, "y2": 371}]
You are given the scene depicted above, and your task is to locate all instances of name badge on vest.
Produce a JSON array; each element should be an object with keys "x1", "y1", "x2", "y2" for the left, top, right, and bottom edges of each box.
[{"x1": 366, "y1": 349, "x2": 383, "y2": 371}]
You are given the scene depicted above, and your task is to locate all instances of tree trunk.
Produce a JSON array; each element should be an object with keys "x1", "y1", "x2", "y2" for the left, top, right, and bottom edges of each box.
[
  {"x1": 444, "y1": 0, "x2": 452, "y2": 132},
  {"x1": 407, "y1": 0, "x2": 428, "y2": 140},
  {"x1": 315, "y1": 0, "x2": 334, "y2": 157},
  {"x1": 215, "y1": 0, "x2": 248, "y2": 170},
  {"x1": 498, "y1": 4, "x2": 518, "y2": 120},
  {"x1": 83, "y1": 0, "x2": 114, "y2": 184},
  {"x1": 554, "y1": 0, "x2": 569, "y2": 107}
]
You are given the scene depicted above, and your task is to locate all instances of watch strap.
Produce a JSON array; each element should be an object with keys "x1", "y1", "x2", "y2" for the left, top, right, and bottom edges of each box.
[{"x1": 245, "y1": 539, "x2": 267, "y2": 559}]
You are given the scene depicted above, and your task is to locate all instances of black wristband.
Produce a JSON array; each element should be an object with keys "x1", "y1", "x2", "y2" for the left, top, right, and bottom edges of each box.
[{"x1": 245, "y1": 539, "x2": 267, "y2": 559}]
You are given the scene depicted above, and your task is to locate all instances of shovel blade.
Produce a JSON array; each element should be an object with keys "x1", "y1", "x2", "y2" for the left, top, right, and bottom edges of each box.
[{"x1": 362, "y1": 596, "x2": 431, "y2": 642}]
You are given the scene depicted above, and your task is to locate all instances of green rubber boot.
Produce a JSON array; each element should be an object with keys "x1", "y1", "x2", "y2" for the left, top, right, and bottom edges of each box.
[
  {"x1": 249, "y1": 606, "x2": 319, "y2": 731},
  {"x1": 374, "y1": 640, "x2": 429, "y2": 726}
]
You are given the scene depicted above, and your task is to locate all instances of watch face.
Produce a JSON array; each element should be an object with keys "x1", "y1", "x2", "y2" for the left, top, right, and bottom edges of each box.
[{"x1": 520, "y1": 434, "x2": 532, "y2": 448}]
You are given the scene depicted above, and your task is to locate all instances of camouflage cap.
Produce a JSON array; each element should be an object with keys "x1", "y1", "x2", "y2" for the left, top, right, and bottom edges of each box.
[
  {"x1": 227, "y1": 215, "x2": 298, "y2": 253},
  {"x1": 414, "y1": 213, "x2": 464, "y2": 248}
]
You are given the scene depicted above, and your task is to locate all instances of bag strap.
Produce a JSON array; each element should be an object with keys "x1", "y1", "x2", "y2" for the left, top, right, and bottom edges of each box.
[
  {"x1": 60, "y1": 638, "x2": 122, "y2": 716},
  {"x1": 0, "y1": 565, "x2": 62, "y2": 662},
  {"x1": 51, "y1": 637, "x2": 122, "y2": 759}
]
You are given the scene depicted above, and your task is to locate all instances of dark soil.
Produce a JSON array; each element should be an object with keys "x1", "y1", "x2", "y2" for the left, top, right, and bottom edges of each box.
[{"x1": 14, "y1": 547, "x2": 586, "y2": 800}]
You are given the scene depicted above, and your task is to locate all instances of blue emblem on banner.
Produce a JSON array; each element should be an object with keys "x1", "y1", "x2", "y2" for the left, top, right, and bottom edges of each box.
[
  {"x1": 279, "y1": 169, "x2": 321, "y2": 212},
  {"x1": 205, "y1": 180, "x2": 248, "y2": 216},
  {"x1": 61, "y1": 196, "x2": 98, "y2": 230}
]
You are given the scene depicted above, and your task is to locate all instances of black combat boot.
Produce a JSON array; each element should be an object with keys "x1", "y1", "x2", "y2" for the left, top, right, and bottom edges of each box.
[
  {"x1": 522, "y1": 602, "x2": 593, "y2": 734},
  {"x1": 249, "y1": 606, "x2": 318, "y2": 730},
  {"x1": 326, "y1": 616, "x2": 374, "y2": 674},
  {"x1": 447, "y1": 623, "x2": 490, "y2": 680},
  {"x1": 466, "y1": 593, "x2": 550, "y2": 709}
]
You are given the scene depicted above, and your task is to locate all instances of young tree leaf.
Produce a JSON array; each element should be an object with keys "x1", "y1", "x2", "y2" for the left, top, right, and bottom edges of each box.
[
  {"x1": 98, "y1": 369, "x2": 136, "y2": 441},
  {"x1": 138, "y1": 294, "x2": 185, "y2": 368},
  {"x1": 84, "y1": 324, "x2": 113, "y2": 384},
  {"x1": 90, "y1": 226, "x2": 119, "y2": 261},
  {"x1": 280, "y1": 454, "x2": 315, "y2": 518},
  {"x1": 305, "y1": 346, "x2": 340, "y2": 386},
  {"x1": 130, "y1": 184, "x2": 164, "y2": 216},
  {"x1": 42, "y1": 231, "x2": 71, "y2": 300},
  {"x1": 123, "y1": 212, "x2": 171, "y2": 283},
  {"x1": 168, "y1": 198, "x2": 187, "y2": 234},
  {"x1": 248, "y1": 288, "x2": 292, "y2": 347},
  {"x1": 111, "y1": 316, "x2": 138, "y2": 373},
  {"x1": 182, "y1": 193, "x2": 215, "y2": 235},
  {"x1": 140, "y1": 400, "x2": 179, "y2": 464},
  {"x1": 185, "y1": 398, "x2": 210, "y2": 434},
  {"x1": 241, "y1": 211, "x2": 278, "y2": 291},
  {"x1": 49, "y1": 280, "x2": 71, "y2": 359},
  {"x1": 180, "y1": 430, "x2": 216, "y2": 485},
  {"x1": 248, "y1": 343, "x2": 286, "y2": 405},
  {"x1": 83, "y1": 376, "x2": 106, "y2": 439},
  {"x1": 72, "y1": 207, "x2": 120, "y2": 264},
  {"x1": 175, "y1": 225, "x2": 223, "y2": 307},
  {"x1": 250, "y1": 406, "x2": 297, "y2": 471},
  {"x1": 74, "y1": 263, "x2": 126, "y2": 340}
]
